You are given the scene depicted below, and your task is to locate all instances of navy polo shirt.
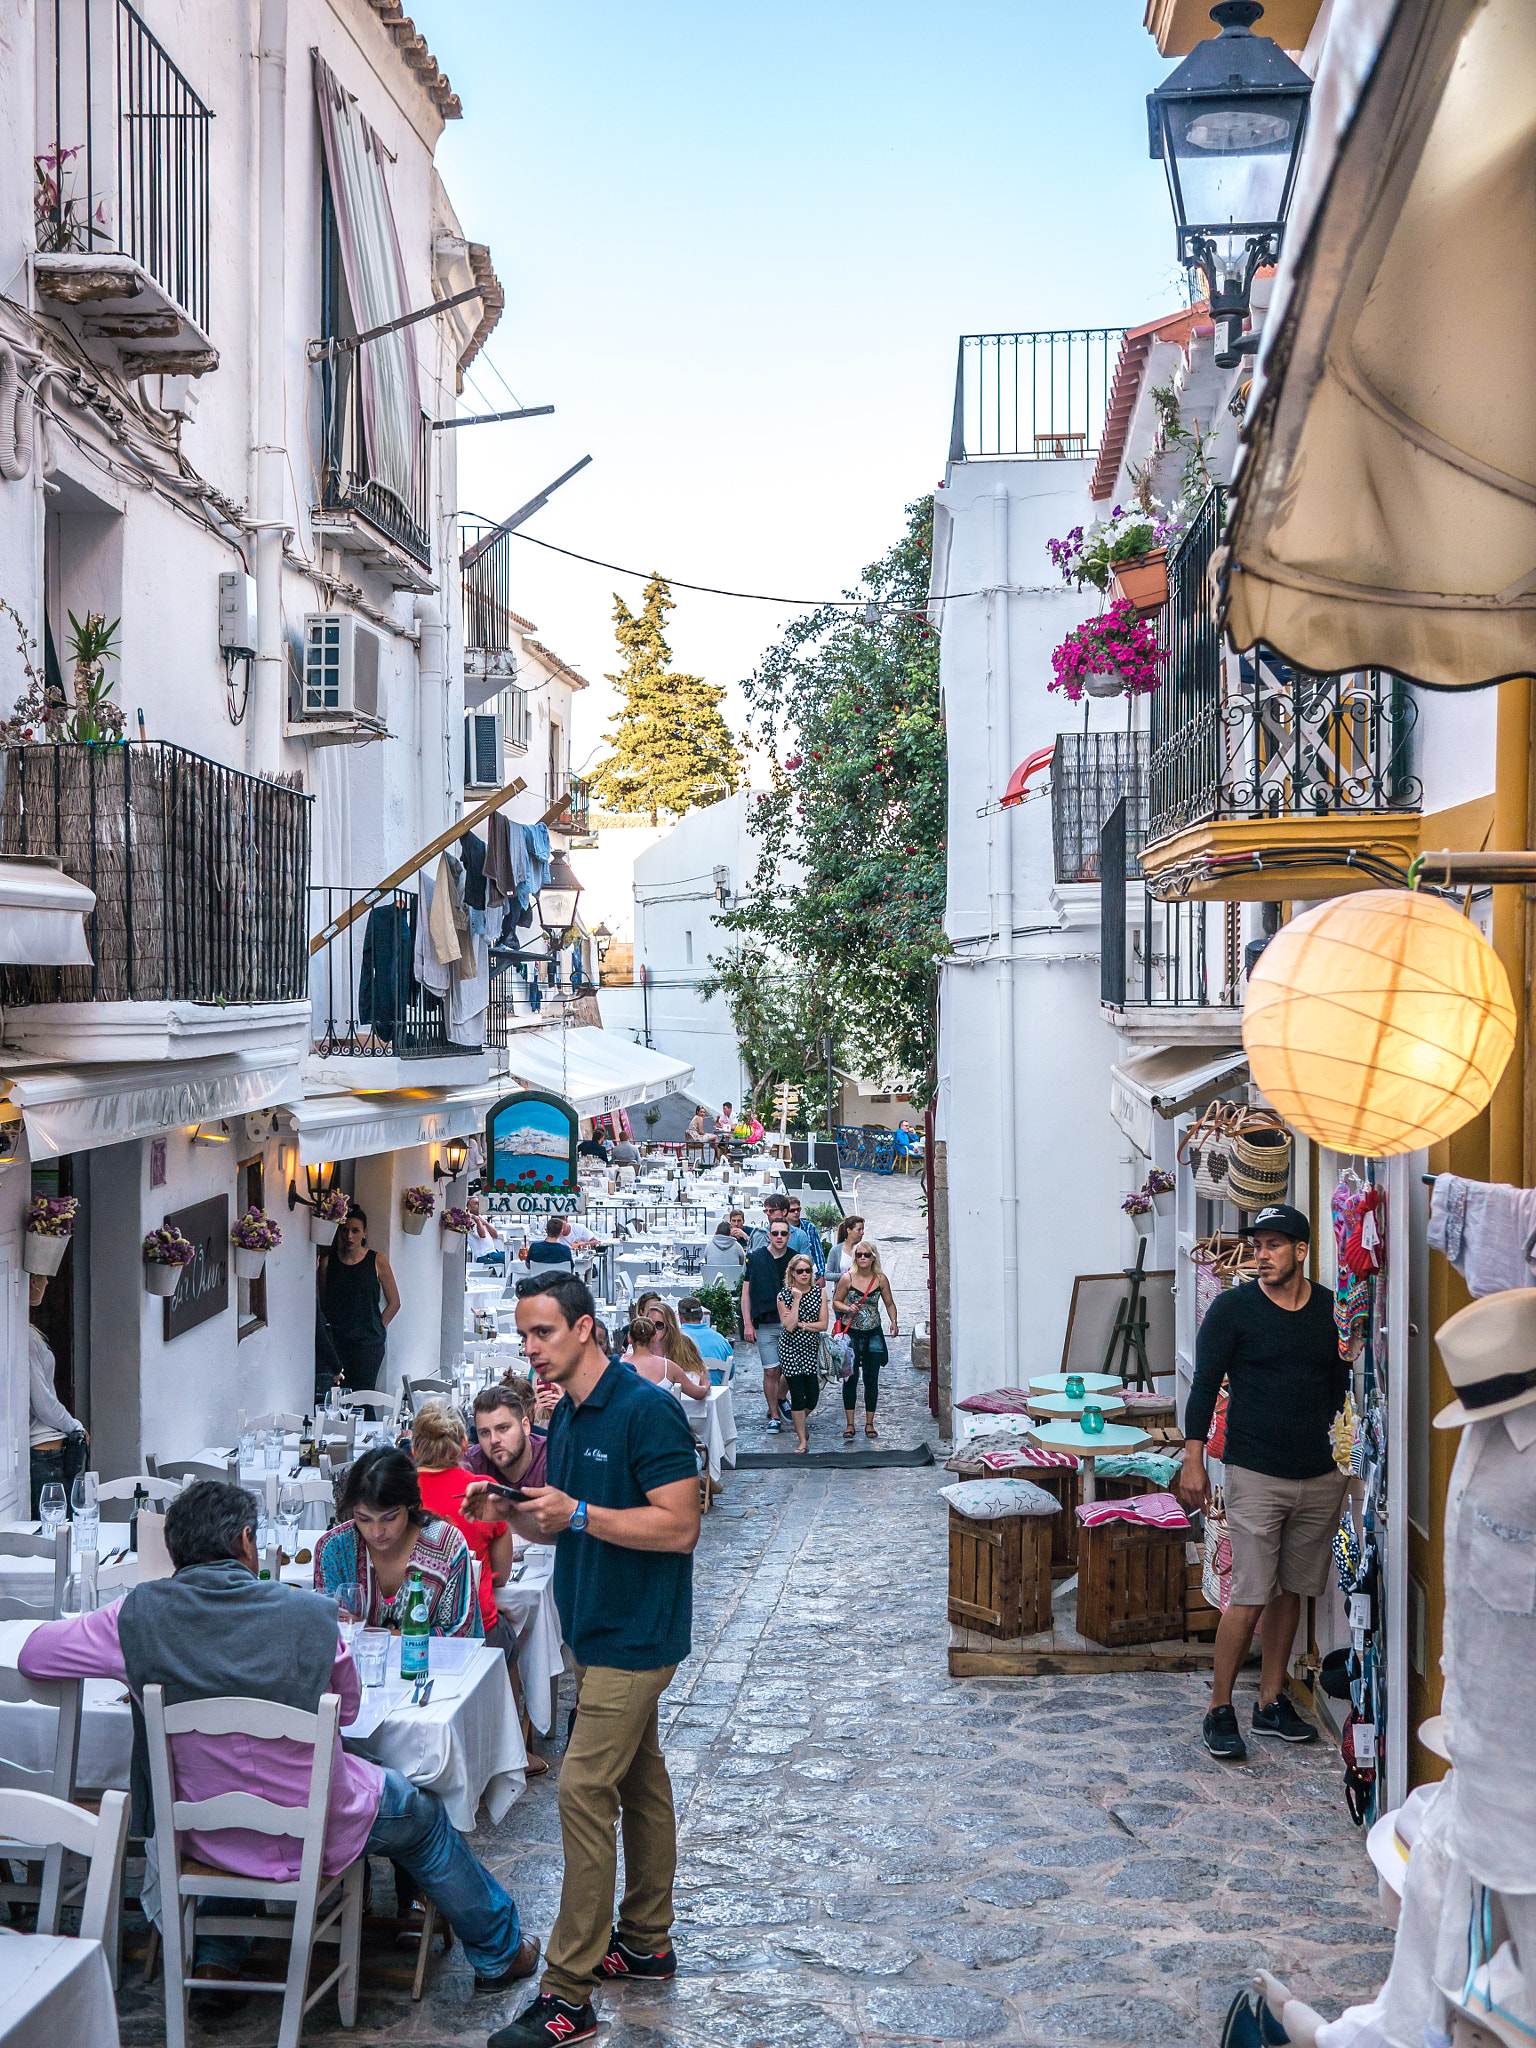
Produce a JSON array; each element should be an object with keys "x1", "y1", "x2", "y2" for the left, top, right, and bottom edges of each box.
[{"x1": 545, "y1": 1361, "x2": 698, "y2": 1672}]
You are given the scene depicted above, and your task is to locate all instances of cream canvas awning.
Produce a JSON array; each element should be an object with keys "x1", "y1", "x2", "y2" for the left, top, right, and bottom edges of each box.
[
  {"x1": 500, "y1": 1026, "x2": 693, "y2": 1119},
  {"x1": 291, "y1": 1082, "x2": 505, "y2": 1166},
  {"x1": 0, "y1": 859, "x2": 95, "y2": 967},
  {"x1": 1218, "y1": 0, "x2": 1536, "y2": 688},
  {"x1": 8, "y1": 1052, "x2": 301, "y2": 1157},
  {"x1": 1110, "y1": 1045, "x2": 1248, "y2": 1156}
]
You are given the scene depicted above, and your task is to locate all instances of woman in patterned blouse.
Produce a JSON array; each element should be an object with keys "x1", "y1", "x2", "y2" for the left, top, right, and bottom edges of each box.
[{"x1": 313, "y1": 1445, "x2": 479, "y2": 1636}]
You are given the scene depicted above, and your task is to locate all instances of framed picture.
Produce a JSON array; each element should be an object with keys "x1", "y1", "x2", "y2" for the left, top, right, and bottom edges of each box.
[
  {"x1": 483, "y1": 1090, "x2": 578, "y2": 1195},
  {"x1": 1060, "y1": 1268, "x2": 1175, "y2": 1382}
]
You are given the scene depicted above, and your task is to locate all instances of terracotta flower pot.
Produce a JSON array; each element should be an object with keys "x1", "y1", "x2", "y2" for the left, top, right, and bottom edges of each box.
[
  {"x1": 232, "y1": 1245, "x2": 267, "y2": 1280},
  {"x1": 23, "y1": 1232, "x2": 69, "y2": 1276},
  {"x1": 1110, "y1": 547, "x2": 1169, "y2": 616},
  {"x1": 145, "y1": 1261, "x2": 183, "y2": 1297}
]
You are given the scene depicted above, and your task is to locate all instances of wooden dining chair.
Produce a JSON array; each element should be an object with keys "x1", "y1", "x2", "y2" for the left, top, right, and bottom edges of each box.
[
  {"x1": 144, "y1": 1684, "x2": 365, "y2": 2048},
  {"x1": 0, "y1": 1663, "x2": 83, "y2": 1934},
  {"x1": 246, "y1": 1412, "x2": 306, "y2": 1433},
  {"x1": 337, "y1": 1389, "x2": 397, "y2": 1420},
  {"x1": 146, "y1": 1456, "x2": 239, "y2": 1485},
  {"x1": 0, "y1": 1786, "x2": 127, "y2": 1949},
  {"x1": 0, "y1": 1524, "x2": 71, "y2": 1622},
  {"x1": 98, "y1": 1475, "x2": 183, "y2": 1523}
]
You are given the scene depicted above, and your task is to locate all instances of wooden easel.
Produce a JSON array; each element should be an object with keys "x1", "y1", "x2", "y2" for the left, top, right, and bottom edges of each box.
[{"x1": 1102, "y1": 1236, "x2": 1153, "y2": 1390}]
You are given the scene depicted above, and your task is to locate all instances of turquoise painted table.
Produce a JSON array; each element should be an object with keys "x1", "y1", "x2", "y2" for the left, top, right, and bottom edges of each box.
[
  {"x1": 1028, "y1": 1418, "x2": 1149, "y2": 1503},
  {"x1": 1028, "y1": 1391, "x2": 1128, "y2": 1423},
  {"x1": 1029, "y1": 1372, "x2": 1123, "y2": 1395}
]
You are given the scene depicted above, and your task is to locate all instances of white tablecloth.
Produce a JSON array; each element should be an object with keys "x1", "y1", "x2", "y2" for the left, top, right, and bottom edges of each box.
[
  {"x1": 0, "y1": 1933, "x2": 118, "y2": 2048},
  {"x1": 0, "y1": 1524, "x2": 138, "y2": 1617},
  {"x1": 673, "y1": 1382, "x2": 738, "y2": 1484},
  {"x1": 494, "y1": 1545, "x2": 564, "y2": 1736}
]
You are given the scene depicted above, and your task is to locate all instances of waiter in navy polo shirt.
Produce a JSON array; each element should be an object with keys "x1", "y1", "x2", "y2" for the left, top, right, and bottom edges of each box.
[{"x1": 467, "y1": 1270, "x2": 701, "y2": 2048}]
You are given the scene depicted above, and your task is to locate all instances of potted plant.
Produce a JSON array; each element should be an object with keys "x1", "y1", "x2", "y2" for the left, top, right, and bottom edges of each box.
[
  {"x1": 441, "y1": 1204, "x2": 474, "y2": 1255},
  {"x1": 23, "y1": 1195, "x2": 76, "y2": 1275},
  {"x1": 402, "y1": 1186, "x2": 435, "y2": 1237},
  {"x1": 143, "y1": 1224, "x2": 197, "y2": 1297},
  {"x1": 230, "y1": 1208, "x2": 282, "y2": 1279},
  {"x1": 1050, "y1": 601, "x2": 1164, "y2": 703},
  {"x1": 310, "y1": 1184, "x2": 350, "y2": 1247}
]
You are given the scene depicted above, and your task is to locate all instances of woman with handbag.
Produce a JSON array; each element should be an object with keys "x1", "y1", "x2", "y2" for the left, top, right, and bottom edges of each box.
[
  {"x1": 777, "y1": 1252, "x2": 829, "y2": 1454},
  {"x1": 832, "y1": 1242, "x2": 898, "y2": 1442}
]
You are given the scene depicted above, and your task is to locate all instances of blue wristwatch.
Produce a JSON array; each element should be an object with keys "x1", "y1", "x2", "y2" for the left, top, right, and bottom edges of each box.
[{"x1": 569, "y1": 1500, "x2": 588, "y2": 1532}]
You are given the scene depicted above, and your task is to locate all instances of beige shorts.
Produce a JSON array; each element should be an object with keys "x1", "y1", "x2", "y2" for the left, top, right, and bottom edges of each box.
[{"x1": 1224, "y1": 1465, "x2": 1349, "y2": 1608}]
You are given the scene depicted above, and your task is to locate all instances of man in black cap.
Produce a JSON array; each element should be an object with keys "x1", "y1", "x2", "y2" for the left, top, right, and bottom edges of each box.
[{"x1": 1178, "y1": 1203, "x2": 1351, "y2": 1762}]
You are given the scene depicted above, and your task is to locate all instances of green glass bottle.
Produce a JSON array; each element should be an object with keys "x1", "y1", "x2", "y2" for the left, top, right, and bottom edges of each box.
[{"x1": 400, "y1": 1567, "x2": 430, "y2": 1678}]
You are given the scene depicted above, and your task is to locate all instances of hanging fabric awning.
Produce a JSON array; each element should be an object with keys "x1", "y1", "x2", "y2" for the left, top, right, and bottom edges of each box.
[
  {"x1": 1110, "y1": 1045, "x2": 1248, "y2": 1156},
  {"x1": 0, "y1": 860, "x2": 95, "y2": 966},
  {"x1": 1217, "y1": 0, "x2": 1536, "y2": 688},
  {"x1": 7, "y1": 1052, "x2": 301, "y2": 1157},
  {"x1": 500, "y1": 1025, "x2": 693, "y2": 1118},
  {"x1": 290, "y1": 1081, "x2": 505, "y2": 1166}
]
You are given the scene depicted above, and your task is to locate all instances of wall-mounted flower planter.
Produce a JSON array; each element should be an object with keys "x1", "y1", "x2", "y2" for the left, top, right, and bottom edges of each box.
[
  {"x1": 1082, "y1": 672, "x2": 1127, "y2": 699},
  {"x1": 144, "y1": 1261, "x2": 184, "y2": 1297},
  {"x1": 233, "y1": 1246, "x2": 268, "y2": 1280},
  {"x1": 1110, "y1": 547, "x2": 1168, "y2": 616},
  {"x1": 442, "y1": 1229, "x2": 468, "y2": 1257},
  {"x1": 402, "y1": 1210, "x2": 429, "y2": 1236},
  {"x1": 310, "y1": 1215, "x2": 340, "y2": 1247},
  {"x1": 23, "y1": 1233, "x2": 69, "y2": 1276}
]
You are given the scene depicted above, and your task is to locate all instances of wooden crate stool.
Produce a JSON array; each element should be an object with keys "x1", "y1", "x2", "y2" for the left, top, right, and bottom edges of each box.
[
  {"x1": 1027, "y1": 1464, "x2": 1081, "y2": 1571},
  {"x1": 1077, "y1": 1519, "x2": 1185, "y2": 1647},
  {"x1": 947, "y1": 1508, "x2": 1052, "y2": 1639}
]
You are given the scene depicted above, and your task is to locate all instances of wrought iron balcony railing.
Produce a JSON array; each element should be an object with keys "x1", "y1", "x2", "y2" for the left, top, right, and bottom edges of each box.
[
  {"x1": 1147, "y1": 487, "x2": 1420, "y2": 846},
  {"x1": 1101, "y1": 799, "x2": 1242, "y2": 1010},
  {"x1": 547, "y1": 772, "x2": 590, "y2": 832},
  {"x1": 309, "y1": 886, "x2": 456, "y2": 1060},
  {"x1": 318, "y1": 358, "x2": 432, "y2": 569},
  {"x1": 1051, "y1": 731, "x2": 1147, "y2": 885},
  {"x1": 462, "y1": 521, "x2": 520, "y2": 653},
  {"x1": 38, "y1": 0, "x2": 213, "y2": 331},
  {"x1": 949, "y1": 329, "x2": 1123, "y2": 464},
  {"x1": 0, "y1": 743, "x2": 309, "y2": 1005}
]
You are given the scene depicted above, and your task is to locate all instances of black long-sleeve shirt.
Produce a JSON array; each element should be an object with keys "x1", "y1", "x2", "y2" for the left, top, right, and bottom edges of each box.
[{"x1": 1185, "y1": 1279, "x2": 1349, "y2": 1481}]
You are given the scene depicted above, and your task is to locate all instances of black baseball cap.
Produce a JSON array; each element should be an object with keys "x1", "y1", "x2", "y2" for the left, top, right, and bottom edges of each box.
[{"x1": 1240, "y1": 1203, "x2": 1310, "y2": 1243}]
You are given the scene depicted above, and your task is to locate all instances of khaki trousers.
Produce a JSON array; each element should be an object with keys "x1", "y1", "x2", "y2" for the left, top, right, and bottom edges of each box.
[{"x1": 542, "y1": 1661, "x2": 678, "y2": 2003}]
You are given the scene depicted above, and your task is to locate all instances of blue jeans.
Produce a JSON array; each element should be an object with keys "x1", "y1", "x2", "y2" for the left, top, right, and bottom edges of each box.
[{"x1": 197, "y1": 1768, "x2": 521, "y2": 1978}]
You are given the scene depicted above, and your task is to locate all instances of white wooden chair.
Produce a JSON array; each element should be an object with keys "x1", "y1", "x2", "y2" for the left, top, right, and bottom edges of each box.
[
  {"x1": 0, "y1": 1524, "x2": 70, "y2": 1622},
  {"x1": 245, "y1": 1412, "x2": 306, "y2": 1433},
  {"x1": 98, "y1": 1474, "x2": 183, "y2": 1524},
  {"x1": 0, "y1": 1664, "x2": 83, "y2": 1935},
  {"x1": 144, "y1": 1683, "x2": 364, "y2": 2048},
  {"x1": 146, "y1": 1455, "x2": 239, "y2": 1484},
  {"x1": 336, "y1": 1389, "x2": 395, "y2": 1420},
  {"x1": 319, "y1": 1412, "x2": 357, "y2": 1453},
  {"x1": 403, "y1": 1376, "x2": 452, "y2": 1414},
  {"x1": 0, "y1": 1786, "x2": 127, "y2": 1949}
]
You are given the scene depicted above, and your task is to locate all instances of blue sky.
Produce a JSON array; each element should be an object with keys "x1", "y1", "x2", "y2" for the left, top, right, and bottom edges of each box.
[{"x1": 415, "y1": 0, "x2": 1185, "y2": 763}]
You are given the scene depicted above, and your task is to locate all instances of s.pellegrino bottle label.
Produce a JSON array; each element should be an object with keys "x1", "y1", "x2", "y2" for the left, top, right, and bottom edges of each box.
[{"x1": 400, "y1": 1568, "x2": 430, "y2": 1677}]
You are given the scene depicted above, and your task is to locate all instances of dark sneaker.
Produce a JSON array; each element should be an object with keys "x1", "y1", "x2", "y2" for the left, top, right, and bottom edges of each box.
[
  {"x1": 1203, "y1": 1703, "x2": 1248, "y2": 1761},
  {"x1": 475, "y1": 1935, "x2": 542, "y2": 1990},
  {"x1": 766, "y1": 1417, "x2": 782, "y2": 1432},
  {"x1": 600, "y1": 1929, "x2": 677, "y2": 1979},
  {"x1": 488, "y1": 1993, "x2": 600, "y2": 2047},
  {"x1": 1253, "y1": 1693, "x2": 1318, "y2": 1744}
]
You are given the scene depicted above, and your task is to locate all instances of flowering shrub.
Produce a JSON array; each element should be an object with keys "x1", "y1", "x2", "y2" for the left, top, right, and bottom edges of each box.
[
  {"x1": 403, "y1": 1186, "x2": 436, "y2": 1218},
  {"x1": 441, "y1": 1206, "x2": 475, "y2": 1236},
  {"x1": 231, "y1": 1208, "x2": 283, "y2": 1251},
  {"x1": 27, "y1": 1196, "x2": 77, "y2": 1237},
  {"x1": 1047, "y1": 505, "x2": 1181, "y2": 593},
  {"x1": 143, "y1": 1225, "x2": 197, "y2": 1266},
  {"x1": 1050, "y1": 602, "x2": 1163, "y2": 703},
  {"x1": 314, "y1": 1185, "x2": 351, "y2": 1222}
]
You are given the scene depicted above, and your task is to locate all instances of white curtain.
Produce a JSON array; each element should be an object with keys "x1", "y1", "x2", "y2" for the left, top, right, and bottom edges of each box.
[{"x1": 314, "y1": 57, "x2": 421, "y2": 513}]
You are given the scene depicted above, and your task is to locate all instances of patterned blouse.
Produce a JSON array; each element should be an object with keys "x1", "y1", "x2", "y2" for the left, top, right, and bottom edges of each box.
[
  {"x1": 777, "y1": 1285, "x2": 825, "y2": 1379},
  {"x1": 312, "y1": 1516, "x2": 481, "y2": 1638}
]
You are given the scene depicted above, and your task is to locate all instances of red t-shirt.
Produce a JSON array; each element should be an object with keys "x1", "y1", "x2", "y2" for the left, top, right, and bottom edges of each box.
[{"x1": 416, "y1": 1465, "x2": 506, "y2": 1633}]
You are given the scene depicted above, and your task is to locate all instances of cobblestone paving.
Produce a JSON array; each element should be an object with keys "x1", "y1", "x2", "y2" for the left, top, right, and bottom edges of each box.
[{"x1": 120, "y1": 1172, "x2": 1387, "y2": 2047}]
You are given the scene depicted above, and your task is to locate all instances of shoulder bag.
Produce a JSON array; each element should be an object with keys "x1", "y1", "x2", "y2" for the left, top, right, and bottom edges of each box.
[
  {"x1": 1201, "y1": 1485, "x2": 1233, "y2": 1611},
  {"x1": 1179, "y1": 1102, "x2": 1242, "y2": 1203},
  {"x1": 1227, "y1": 1109, "x2": 1294, "y2": 1209}
]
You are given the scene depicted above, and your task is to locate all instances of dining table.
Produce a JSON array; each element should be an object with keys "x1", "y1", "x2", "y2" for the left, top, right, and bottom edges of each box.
[
  {"x1": 1026, "y1": 1419, "x2": 1150, "y2": 1502},
  {"x1": 0, "y1": 1931, "x2": 119, "y2": 2047},
  {"x1": 494, "y1": 1543, "x2": 565, "y2": 1737},
  {"x1": 671, "y1": 1380, "x2": 738, "y2": 1486},
  {"x1": 0, "y1": 1524, "x2": 136, "y2": 1615}
]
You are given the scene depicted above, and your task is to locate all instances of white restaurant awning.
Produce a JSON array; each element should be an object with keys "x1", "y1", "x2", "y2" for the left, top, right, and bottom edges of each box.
[
  {"x1": 7, "y1": 1052, "x2": 302, "y2": 1157},
  {"x1": 501, "y1": 1025, "x2": 693, "y2": 1119},
  {"x1": 0, "y1": 859, "x2": 95, "y2": 966},
  {"x1": 1218, "y1": 0, "x2": 1536, "y2": 688},
  {"x1": 1110, "y1": 1045, "x2": 1248, "y2": 1156},
  {"x1": 290, "y1": 1082, "x2": 505, "y2": 1166}
]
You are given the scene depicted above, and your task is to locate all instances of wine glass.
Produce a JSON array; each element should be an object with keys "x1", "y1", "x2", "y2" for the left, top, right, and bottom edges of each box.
[
  {"x1": 38, "y1": 1483, "x2": 66, "y2": 1537},
  {"x1": 277, "y1": 1483, "x2": 304, "y2": 1563},
  {"x1": 334, "y1": 1582, "x2": 366, "y2": 1658},
  {"x1": 70, "y1": 1471, "x2": 99, "y2": 1555}
]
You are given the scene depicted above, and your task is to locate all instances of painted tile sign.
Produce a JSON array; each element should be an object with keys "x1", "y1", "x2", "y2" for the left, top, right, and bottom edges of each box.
[
  {"x1": 484, "y1": 1091, "x2": 578, "y2": 1194},
  {"x1": 163, "y1": 1194, "x2": 229, "y2": 1341}
]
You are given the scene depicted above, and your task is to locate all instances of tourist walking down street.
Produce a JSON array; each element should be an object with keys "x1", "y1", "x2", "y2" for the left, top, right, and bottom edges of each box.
[
  {"x1": 475, "y1": 1271, "x2": 701, "y2": 2048},
  {"x1": 317, "y1": 1203, "x2": 400, "y2": 1399},
  {"x1": 777, "y1": 1253, "x2": 830, "y2": 1455},
  {"x1": 1177, "y1": 1203, "x2": 1351, "y2": 1761},
  {"x1": 785, "y1": 1196, "x2": 826, "y2": 1276},
  {"x1": 825, "y1": 1213, "x2": 865, "y2": 1283},
  {"x1": 743, "y1": 1214, "x2": 794, "y2": 1430},
  {"x1": 833, "y1": 1240, "x2": 898, "y2": 1440}
]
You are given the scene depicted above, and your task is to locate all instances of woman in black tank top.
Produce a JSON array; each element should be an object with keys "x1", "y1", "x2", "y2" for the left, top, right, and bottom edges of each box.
[{"x1": 318, "y1": 1204, "x2": 400, "y2": 1397}]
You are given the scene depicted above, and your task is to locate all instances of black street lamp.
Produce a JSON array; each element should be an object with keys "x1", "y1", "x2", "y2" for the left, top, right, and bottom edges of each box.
[
  {"x1": 1148, "y1": 2, "x2": 1312, "y2": 368},
  {"x1": 537, "y1": 850, "x2": 583, "y2": 940}
]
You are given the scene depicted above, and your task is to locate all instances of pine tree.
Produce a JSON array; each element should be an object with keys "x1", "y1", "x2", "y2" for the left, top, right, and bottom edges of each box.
[{"x1": 589, "y1": 576, "x2": 740, "y2": 825}]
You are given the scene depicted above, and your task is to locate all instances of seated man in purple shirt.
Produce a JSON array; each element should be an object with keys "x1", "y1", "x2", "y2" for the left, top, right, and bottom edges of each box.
[
  {"x1": 465, "y1": 1377, "x2": 549, "y2": 1493},
  {"x1": 19, "y1": 1479, "x2": 538, "y2": 1997}
]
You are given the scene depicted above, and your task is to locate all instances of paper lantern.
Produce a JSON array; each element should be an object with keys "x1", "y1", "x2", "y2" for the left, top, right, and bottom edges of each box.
[{"x1": 1243, "y1": 892, "x2": 1515, "y2": 1157}]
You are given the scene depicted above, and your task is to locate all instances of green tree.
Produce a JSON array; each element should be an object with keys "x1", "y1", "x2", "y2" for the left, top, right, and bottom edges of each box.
[
  {"x1": 705, "y1": 496, "x2": 947, "y2": 1099},
  {"x1": 589, "y1": 575, "x2": 740, "y2": 824}
]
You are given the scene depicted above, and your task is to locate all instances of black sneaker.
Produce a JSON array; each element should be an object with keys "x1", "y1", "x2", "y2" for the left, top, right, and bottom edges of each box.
[
  {"x1": 1203, "y1": 1703, "x2": 1248, "y2": 1761},
  {"x1": 600, "y1": 1929, "x2": 677, "y2": 1979},
  {"x1": 1253, "y1": 1693, "x2": 1318, "y2": 1744},
  {"x1": 488, "y1": 1993, "x2": 600, "y2": 2047}
]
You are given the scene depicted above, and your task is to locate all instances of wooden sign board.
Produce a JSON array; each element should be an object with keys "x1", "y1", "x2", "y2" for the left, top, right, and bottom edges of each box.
[{"x1": 163, "y1": 1195, "x2": 229, "y2": 1342}]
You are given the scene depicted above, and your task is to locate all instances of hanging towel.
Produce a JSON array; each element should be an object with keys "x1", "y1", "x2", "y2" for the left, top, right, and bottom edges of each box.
[
  {"x1": 485, "y1": 808, "x2": 517, "y2": 907},
  {"x1": 458, "y1": 829, "x2": 488, "y2": 911},
  {"x1": 448, "y1": 931, "x2": 489, "y2": 1046},
  {"x1": 415, "y1": 871, "x2": 451, "y2": 996},
  {"x1": 429, "y1": 852, "x2": 462, "y2": 968},
  {"x1": 445, "y1": 852, "x2": 476, "y2": 976},
  {"x1": 523, "y1": 820, "x2": 551, "y2": 899},
  {"x1": 1429, "y1": 1173, "x2": 1536, "y2": 1297}
]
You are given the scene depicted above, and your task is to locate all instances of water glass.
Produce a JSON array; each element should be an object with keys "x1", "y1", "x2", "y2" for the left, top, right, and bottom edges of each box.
[
  {"x1": 262, "y1": 1429, "x2": 283, "y2": 1471},
  {"x1": 70, "y1": 1471, "x2": 99, "y2": 1555},
  {"x1": 239, "y1": 1430, "x2": 258, "y2": 1470},
  {"x1": 277, "y1": 1483, "x2": 304, "y2": 1558},
  {"x1": 334, "y1": 1581, "x2": 366, "y2": 1655},
  {"x1": 39, "y1": 1483, "x2": 66, "y2": 1537},
  {"x1": 355, "y1": 1630, "x2": 390, "y2": 1689}
]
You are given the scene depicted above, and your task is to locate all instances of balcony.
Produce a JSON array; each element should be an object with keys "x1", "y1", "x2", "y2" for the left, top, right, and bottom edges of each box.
[
  {"x1": 0, "y1": 742, "x2": 311, "y2": 1060},
  {"x1": 948, "y1": 329, "x2": 1122, "y2": 465},
  {"x1": 1140, "y1": 488, "x2": 1422, "y2": 902},
  {"x1": 306, "y1": 885, "x2": 490, "y2": 1088},
  {"x1": 35, "y1": 0, "x2": 216, "y2": 375},
  {"x1": 1051, "y1": 731, "x2": 1147, "y2": 884},
  {"x1": 312, "y1": 360, "x2": 433, "y2": 590},
  {"x1": 547, "y1": 773, "x2": 590, "y2": 835}
]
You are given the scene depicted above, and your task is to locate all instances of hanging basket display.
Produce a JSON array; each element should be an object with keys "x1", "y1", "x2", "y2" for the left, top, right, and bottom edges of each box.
[
  {"x1": 232, "y1": 1246, "x2": 267, "y2": 1280},
  {"x1": 402, "y1": 1186, "x2": 435, "y2": 1236},
  {"x1": 1049, "y1": 601, "x2": 1164, "y2": 706},
  {"x1": 145, "y1": 1261, "x2": 184, "y2": 1297},
  {"x1": 143, "y1": 1224, "x2": 197, "y2": 1297},
  {"x1": 23, "y1": 1230, "x2": 70, "y2": 1276},
  {"x1": 1109, "y1": 548, "x2": 1169, "y2": 616}
]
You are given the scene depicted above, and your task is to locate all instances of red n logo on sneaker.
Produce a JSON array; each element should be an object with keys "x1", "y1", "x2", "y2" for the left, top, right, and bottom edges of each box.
[{"x1": 547, "y1": 2020, "x2": 577, "y2": 2042}]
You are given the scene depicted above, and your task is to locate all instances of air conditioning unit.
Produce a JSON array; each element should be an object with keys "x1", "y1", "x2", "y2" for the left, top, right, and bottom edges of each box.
[
  {"x1": 300, "y1": 613, "x2": 385, "y2": 721},
  {"x1": 465, "y1": 711, "x2": 503, "y2": 790}
]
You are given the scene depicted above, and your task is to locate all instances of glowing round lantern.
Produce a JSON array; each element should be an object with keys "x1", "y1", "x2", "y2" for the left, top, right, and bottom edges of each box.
[{"x1": 1242, "y1": 892, "x2": 1515, "y2": 1157}]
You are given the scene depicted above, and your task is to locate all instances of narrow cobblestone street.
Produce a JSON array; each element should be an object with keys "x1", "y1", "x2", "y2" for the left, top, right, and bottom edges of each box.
[{"x1": 124, "y1": 1173, "x2": 1385, "y2": 2048}]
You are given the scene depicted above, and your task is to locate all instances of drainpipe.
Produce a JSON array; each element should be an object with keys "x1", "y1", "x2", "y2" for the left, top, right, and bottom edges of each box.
[
  {"x1": 992, "y1": 482, "x2": 1020, "y2": 1377},
  {"x1": 252, "y1": 0, "x2": 287, "y2": 772},
  {"x1": 414, "y1": 594, "x2": 445, "y2": 845}
]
